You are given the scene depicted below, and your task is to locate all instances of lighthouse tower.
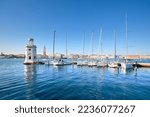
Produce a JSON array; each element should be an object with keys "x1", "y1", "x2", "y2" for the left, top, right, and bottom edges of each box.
[{"x1": 24, "y1": 38, "x2": 37, "y2": 64}]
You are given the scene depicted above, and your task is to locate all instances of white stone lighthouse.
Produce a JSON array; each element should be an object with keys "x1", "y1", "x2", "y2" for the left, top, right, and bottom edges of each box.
[{"x1": 24, "y1": 38, "x2": 37, "y2": 64}]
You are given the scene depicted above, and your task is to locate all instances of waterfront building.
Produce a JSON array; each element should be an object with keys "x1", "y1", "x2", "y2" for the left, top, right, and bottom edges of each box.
[{"x1": 24, "y1": 38, "x2": 37, "y2": 64}]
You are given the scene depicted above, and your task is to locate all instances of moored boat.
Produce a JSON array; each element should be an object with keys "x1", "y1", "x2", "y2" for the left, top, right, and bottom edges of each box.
[
  {"x1": 108, "y1": 62, "x2": 118, "y2": 68},
  {"x1": 121, "y1": 13, "x2": 133, "y2": 69},
  {"x1": 77, "y1": 60, "x2": 88, "y2": 66},
  {"x1": 97, "y1": 61, "x2": 108, "y2": 67},
  {"x1": 108, "y1": 30, "x2": 119, "y2": 68},
  {"x1": 51, "y1": 59, "x2": 64, "y2": 66},
  {"x1": 97, "y1": 28, "x2": 108, "y2": 67},
  {"x1": 88, "y1": 61, "x2": 97, "y2": 67}
]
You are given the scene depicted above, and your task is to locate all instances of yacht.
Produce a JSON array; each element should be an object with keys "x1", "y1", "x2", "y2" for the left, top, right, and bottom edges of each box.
[
  {"x1": 77, "y1": 59, "x2": 88, "y2": 66},
  {"x1": 97, "y1": 61, "x2": 108, "y2": 67},
  {"x1": 63, "y1": 32, "x2": 72, "y2": 65},
  {"x1": 63, "y1": 59, "x2": 72, "y2": 65},
  {"x1": 88, "y1": 60, "x2": 97, "y2": 67},
  {"x1": 87, "y1": 32, "x2": 97, "y2": 67},
  {"x1": 108, "y1": 62, "x2": 118, "y2": 68},
  {"x1": 121, "y1": 14, "x2": 133, "y2": 69},
  {"x1": 77, "y1": 32, "x2": 88, "y2": 66},
  {"x1": 97, "y1": 28, "x2": 108, "y2": 67},
  {"x1": 108, "y1": 30, "x2": 119, "y2": 68},
  {"x1": 51, "y1": 59, "x2": 64, "y2": 66},
  {"x1": 49, "y1": 31, "x2": 64, "y2": 66}
]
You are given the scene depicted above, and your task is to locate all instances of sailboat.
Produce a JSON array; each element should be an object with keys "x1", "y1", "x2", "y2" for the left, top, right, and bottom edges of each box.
[
  {"x1": 77, "y1": 32, "x2": 88, "y2": 66},
  {"x1": 88, "y1": 32, "x2": 97, "y2": 67},
  {"x1": 63, "y1": 32, "x2": 72, "y2": 65},
  {"x1": 108, "y1": 30, "x2": 119, "y2": 68},
  {"x1": 121, "y1": 14, "x2": 133, "y2": 69},
  {"x1": 51, "y1": 59, "x2": 64, "y2": 66},
  {"x1": 97, "y1": 27, "x2": 108, "y2": 67},
  {"x1": 50, "y1": 31, "x2": 64, "y2": 66}
]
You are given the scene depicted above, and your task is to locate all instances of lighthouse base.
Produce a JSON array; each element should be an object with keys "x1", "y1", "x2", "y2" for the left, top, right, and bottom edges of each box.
[{"x1": 24, "y1": 61, "x2": 45, "y2": 65}]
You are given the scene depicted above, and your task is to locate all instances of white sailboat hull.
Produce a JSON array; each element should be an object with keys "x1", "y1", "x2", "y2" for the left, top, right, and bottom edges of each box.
[
  {"x1": 108, "y1": 62, "x2": 118, "y2": 68},
  {"x1": 97, "y1": 62, "x2": 108, "y2": 67},
  {"x1": 77, "y1": 61, "x2": 88, "y2": 66},
  {"x1": 88, "y1": 61, "x2": 97, "y2": 67},
  {"x1": 50, "y1": 59, "x2": 64, "y2": 66},
  {"x1": 63, "y1": 61, "x2": 72, "y2": 65}
]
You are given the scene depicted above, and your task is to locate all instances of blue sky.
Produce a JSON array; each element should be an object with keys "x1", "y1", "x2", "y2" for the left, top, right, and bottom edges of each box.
[{"x1": 0, "y1": 0, "x2": 150, "y2": 55}]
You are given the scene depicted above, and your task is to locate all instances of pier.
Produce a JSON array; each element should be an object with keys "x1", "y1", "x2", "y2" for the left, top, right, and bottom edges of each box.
[{"x1": 133, "y1": 63, "x2": 150, "y2": 67}]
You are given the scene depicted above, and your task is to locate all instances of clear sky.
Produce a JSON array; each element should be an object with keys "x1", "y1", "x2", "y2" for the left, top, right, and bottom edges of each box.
[{"x1": 0, "y1": 0, "x2": 150, "y2": 55}]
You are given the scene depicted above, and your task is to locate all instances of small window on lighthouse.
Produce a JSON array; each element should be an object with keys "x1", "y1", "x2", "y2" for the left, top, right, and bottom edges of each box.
[
  {"x1": 29, "y1": 56, "x2": 31, "y2": 59},
  {"x1": 29, "y1": 49, "x2": 31, "y2": 51}
]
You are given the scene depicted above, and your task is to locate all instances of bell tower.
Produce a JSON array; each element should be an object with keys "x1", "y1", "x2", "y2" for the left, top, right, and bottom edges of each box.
[{"x1": 43, "y1": 46, "x2": 47, "y2": 59}]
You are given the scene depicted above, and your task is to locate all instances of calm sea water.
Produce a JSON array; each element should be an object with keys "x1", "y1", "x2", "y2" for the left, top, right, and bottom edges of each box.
[{"x1": 0, "y1": 58, "x2": 150, "y2": 100}]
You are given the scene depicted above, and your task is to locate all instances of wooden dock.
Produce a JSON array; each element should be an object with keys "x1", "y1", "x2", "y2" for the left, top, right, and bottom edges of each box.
[
  {"x1": 133, "y1": 63, "x2": 150, "y2": 67},
  {"x1": 138, "y1": 63, "x2": 150, "y2": 67}
]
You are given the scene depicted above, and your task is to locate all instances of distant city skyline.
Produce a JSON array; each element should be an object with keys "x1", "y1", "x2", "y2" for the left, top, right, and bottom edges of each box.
[{"x1": 0, "y1": 0, "x2": 150, "y2": 55}]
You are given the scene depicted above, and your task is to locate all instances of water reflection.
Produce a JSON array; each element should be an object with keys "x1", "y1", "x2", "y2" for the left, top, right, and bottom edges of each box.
[
  {"x1": 1, "y1": 58, "x2": 150, "y2": 100},
  {"x1": 134, "y1": 67, "x2": 138, "y2": 78},
  {"x1": 120, "y1": 68, "x2": 139, "y2": 80},
  {"x1": 24, "y1": 65, "x2": 37, "y2": 79},
  {"x1": 108, "y1": 68, "x2": 119, "y2": 75},
  {"x1": 97, "y1": 67, "x2": 107, "y2": 80},
  {"x1": 24, "y1": 65, "x2": 37, "y2": 99},
  {"x1": 120, "y1": 68, "x2": 134, "y2": 75},
  {"x1": 52, "y1": 65, "x2": 65, "y2": 72}
]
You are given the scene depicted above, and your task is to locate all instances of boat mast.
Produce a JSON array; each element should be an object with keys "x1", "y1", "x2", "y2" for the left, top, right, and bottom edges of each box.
[
  {"x1": 53, "y1": 30, "x2": 56, "y2": 60},
  {"x1": 126, "y1": 13, "x2": 128, "y2": 62},
  {"x1": 66, "y1": 32, "x2": 68, "y2": 58},
  {"x1": 88, "y1": 32, "x2": 94, "y2": 62},
  {"x1": 99, "y1": 27, "x2": 103, "y2": 59},
  {"x1": 83, "y1": 32, "x2": 85, "y2": 59},
  {"x1": 91, "y1": 32, "x2": 94, "y2": 58},
  {"x1": 114, "y1": 30, "x2": 116, "y2": 61}
]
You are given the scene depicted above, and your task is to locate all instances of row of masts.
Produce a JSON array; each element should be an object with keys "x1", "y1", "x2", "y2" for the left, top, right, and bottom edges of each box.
[
  {"x1": 24, "y1": 14, "x2": 149, "y2": 68},
  {"x1": 44, "y1": 29, "x2": 115, "y2": 60},
  {"x1": 43, "y1": 14, "x2": 133, "y2": 69},
  {"x1": 47, "y1": 14, "x2": 127, "y2": 61},
  {"x1": 47, "y1": 29, "x2": 118, "y2": 67}
]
